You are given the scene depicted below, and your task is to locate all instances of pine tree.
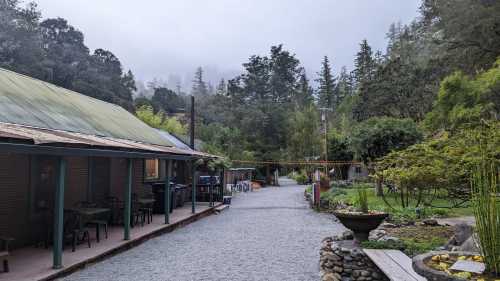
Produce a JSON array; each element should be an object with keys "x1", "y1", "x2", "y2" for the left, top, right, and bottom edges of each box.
[
  {"x1": 336, "y1": 66, "x2": 353, "y2": 103},
  {"x1": 191, "y1": 66, "x2": 208, "y2": 96},
  {"x1": 215, "y1": 78, "x2": 227, "y2": 96},
  {"x1": 354, "y1": 39, "x2": 375, "y2": 85},
  {"x1": 316, "y1": 56, "x2": 337, "y2": 109},
  {"x1": 294, "y1": 71, "x2": 314, "y2": 107}
]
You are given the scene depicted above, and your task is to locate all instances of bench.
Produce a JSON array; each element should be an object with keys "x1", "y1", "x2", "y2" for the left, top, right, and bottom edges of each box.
[{"x1": 363, "y1": 249, "x2": 426, "y2": 281}]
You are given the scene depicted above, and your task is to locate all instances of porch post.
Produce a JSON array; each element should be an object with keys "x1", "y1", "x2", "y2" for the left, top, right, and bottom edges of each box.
[
  {"x1": 220, "y1": 168, "x2": 225, "y2": 202},
  {"x1": 209, "y1": 174, "x2": 213, "y2": 207},
  {"x1": 53, "y1": 157, "x2": 66, "y2": 269},
  {"x1": 191, "y1": 161, "x2": 196, "y2": 214},
  {"x1": 164, "y1": 159, "x2": 172, "y2": 224},
  {"x1": 124, "y1": 159, "x2": 132, "y2": 240},
  {"x1": 87, "y1": 157, "x2": 93, "y2": 201}
]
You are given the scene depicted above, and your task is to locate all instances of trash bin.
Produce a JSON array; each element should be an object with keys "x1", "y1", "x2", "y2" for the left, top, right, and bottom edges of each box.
[{"x1": 153, "y1": 183, "x2": 176, "y2": 213}]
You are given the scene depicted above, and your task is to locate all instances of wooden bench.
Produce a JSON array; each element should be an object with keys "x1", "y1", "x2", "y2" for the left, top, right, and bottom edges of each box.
[{"x1": 363, "y1": 249, "x2": 427, "y2": 281}]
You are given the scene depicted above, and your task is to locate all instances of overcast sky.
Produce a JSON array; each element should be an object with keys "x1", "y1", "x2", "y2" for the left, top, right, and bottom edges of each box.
[{"x1": 34, "y1": 0, "x2": 421, "y2": 90}]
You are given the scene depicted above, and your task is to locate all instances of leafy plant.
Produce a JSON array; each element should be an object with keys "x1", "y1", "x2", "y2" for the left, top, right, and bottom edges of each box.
[
  {"x1": 471, "y1": 160, "x2": 499, "y2": 276},
  {"x1": 355, "y1": 185, "x2": 369, "y2": 213}
]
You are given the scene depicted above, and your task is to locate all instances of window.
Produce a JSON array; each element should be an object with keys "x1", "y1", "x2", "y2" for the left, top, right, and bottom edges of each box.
[
  {"x1": 355, "y1": 166, "x2": 362, "y2": 174},
  {"x1": 145, "y1": 159, "x2": 159, "y2": 180}
]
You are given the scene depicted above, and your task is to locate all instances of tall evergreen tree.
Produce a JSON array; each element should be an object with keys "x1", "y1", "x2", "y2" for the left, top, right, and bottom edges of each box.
[
  {"x1": 316, "y1": 56, "x2": 337, "y2": 109},
  {"x1": 294, "y1": 70, "x2": 314, "y2": 107},
  {"x1": 191, "y1": 66, "x2": 208, "y2": 96},
  {"x1": 354, "y1": 39, "x2": 375, "y2": 85}
]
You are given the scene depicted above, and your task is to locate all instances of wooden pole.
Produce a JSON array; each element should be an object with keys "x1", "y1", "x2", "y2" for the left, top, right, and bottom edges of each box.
[
  {"x1": 190, "y1": 96, "x2": 195, "y2": 150},
  {"x1": 124, "y1": 159, "x2": 132, "y2": 240},
  {"x1": 164, "y1": 159, "x2": 172, "y2": 224},
  {"x1": 191, "y1": 161, "x2": 196, "y2": 214},
  {"x1": 53, "y1": 157, "x2": 66, "y2": 269}
]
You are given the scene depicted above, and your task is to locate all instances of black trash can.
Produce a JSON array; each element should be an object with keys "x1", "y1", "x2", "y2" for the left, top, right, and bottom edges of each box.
[{"x1": 153, "y1": 183, "x2": 176, "y2": 213}]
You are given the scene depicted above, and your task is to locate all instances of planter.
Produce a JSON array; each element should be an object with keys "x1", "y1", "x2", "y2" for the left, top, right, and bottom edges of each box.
[
  {"x1": 320, "y1": 179, "x2": 330, "y2": 192},
  {"x1": 333, "y1": 211, "x2": 388, "y2": 242},
  {"x1": 412, "y1": 251, "x2": 492, "y2": 281}
]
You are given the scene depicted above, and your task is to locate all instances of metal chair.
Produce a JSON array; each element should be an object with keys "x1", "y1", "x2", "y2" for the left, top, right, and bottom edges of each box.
[{"x1": 63, "y1": 211, "x2": 91, "y2": 252}]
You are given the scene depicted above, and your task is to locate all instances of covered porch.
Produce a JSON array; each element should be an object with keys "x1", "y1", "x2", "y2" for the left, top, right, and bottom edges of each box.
[
  {"x1": 0, "y1": 125, "x2": 224, "y2": 281},
  {"x1": 0, "y1": 202, "x2": 218, "y2": 281}
]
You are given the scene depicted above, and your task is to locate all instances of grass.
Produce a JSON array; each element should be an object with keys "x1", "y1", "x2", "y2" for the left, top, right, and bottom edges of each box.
[
  {"x1": 323, "y1": 186, "x2": 473, "y2": 220},
  {"x1": 362, "y1": 225, "x2": 453, "y2": 257}
]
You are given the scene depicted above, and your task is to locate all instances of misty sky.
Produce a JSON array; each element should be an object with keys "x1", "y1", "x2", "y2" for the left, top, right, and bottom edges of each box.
[{"x1": 34, "y1": 0, "x2": 421, "y2": 90}]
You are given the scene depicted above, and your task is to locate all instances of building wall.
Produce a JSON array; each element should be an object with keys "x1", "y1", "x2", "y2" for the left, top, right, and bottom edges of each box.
[
  {"x1": 64, "y1": 156, "x2": 89, "y2": 208},
  {"x1": 0, "y1": 152, "x2": 30, "y2": 248}
]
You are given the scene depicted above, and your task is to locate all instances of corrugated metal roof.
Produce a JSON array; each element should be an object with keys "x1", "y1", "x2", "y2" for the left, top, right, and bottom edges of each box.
[
  {"x1": 155, "y1": 130, "x2": 192, "y2": 150},
  {"x1": 0, "y1": 68, "x2": 173, "y2": 147},
  {"x1": 0, "y1": 122, "x2": 196, "y2": 156}
]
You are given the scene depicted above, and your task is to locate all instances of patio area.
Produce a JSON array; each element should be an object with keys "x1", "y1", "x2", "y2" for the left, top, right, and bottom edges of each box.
[{"x1": 0, "y1": 202, "x2": 219, "y2": 281}]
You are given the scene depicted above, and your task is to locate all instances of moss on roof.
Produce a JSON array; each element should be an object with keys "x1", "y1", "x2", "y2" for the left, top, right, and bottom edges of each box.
[{"x1": 0, "y1": 68, "x2": 173, "y2": 147}]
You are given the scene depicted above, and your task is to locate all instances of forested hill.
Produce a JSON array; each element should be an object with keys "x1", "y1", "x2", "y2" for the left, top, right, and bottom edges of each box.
[
  {"x1": 0, "y1": 1, "x2": 136, "y2": 111},
  {"x1": 1, "y1": 0, "x2": 499, "y2": 165}
]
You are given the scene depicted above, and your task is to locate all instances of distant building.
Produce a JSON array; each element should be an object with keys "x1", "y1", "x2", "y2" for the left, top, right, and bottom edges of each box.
[{"x1": 347, "y1": 163, "x2": 369, "y2": 181}]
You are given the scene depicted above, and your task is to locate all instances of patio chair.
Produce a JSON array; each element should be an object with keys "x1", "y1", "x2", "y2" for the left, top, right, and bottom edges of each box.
[
  {"x1": 131, "y1": 200, "x2": 145, "y2": 227},
  {"x1": 105, "y1": 196, "x2": 123, "y2": 225},
  {"x1": 0, "y1": 236, "x2": 13, "y2": 273},
  {"x1": 63, "y1": 211, "x2": 91, "y2": 252}
]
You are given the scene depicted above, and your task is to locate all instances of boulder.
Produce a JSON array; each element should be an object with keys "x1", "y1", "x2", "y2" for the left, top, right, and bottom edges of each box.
[
  {"x1": 457, "y1": 236, "x2": 480, "y2": 253},
  {"x1": 422, "y1": 219, "x2": 439, "y2": 226}
]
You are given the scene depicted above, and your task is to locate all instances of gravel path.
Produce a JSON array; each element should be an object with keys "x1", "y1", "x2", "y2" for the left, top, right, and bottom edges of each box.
[{"x1": 61, "y1": 178, "x2": 344, "y2": 281}]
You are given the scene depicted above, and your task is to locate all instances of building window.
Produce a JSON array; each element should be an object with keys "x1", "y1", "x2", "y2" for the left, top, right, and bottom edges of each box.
[
  {"x1": 355, "y1": 166, "x2": 362, "y2": 174},
  {"x1": 145, "y1": 159, "x2": 159, "y2": 180}
]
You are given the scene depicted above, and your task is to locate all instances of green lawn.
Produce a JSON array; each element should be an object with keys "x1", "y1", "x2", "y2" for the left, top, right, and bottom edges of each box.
[{"x1": 325, "y1": 187, "x2": 473, "y2": 220}]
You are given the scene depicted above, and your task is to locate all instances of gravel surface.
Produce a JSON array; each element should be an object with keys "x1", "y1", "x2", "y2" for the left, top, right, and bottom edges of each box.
[{"x1": 61, "y1": 178, "x2": 344, "y2": 281}]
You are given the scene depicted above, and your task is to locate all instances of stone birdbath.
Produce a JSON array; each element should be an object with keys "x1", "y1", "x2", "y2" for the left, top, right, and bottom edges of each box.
[{"x1": 333, "y1": 211, "x2": 388, "y2": 243}]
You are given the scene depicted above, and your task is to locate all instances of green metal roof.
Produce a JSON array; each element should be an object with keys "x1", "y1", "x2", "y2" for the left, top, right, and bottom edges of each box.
[{"x1": 0, "y1": 68, "x2": 174, "y2": 147}]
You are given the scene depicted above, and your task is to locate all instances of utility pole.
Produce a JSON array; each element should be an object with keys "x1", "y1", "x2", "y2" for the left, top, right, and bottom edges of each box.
[
  {"x1": 318, "y1": 108, "x2": 332, "y2": 174},
  {"x1": 190, "y1": 95, "x2": 195, "y2": 149}
]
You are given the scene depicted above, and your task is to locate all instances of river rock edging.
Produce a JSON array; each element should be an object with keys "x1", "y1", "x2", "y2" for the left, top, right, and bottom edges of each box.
[{"x1": 320, "y1": 233, "x2": 389, "y2": 281}]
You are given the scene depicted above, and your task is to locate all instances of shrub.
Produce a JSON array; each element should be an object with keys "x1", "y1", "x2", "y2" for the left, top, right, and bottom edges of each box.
[
  {"x1": 293, "y1": 170, "x2": 308, "y2": 185},
  {"x1": 471, "y1": 160, "x2": 499, "y2": 275}
]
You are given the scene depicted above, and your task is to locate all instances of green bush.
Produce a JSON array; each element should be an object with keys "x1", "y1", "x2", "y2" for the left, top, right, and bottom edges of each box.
[
  {"x1": 361, "y1": 237, "x2": 446, "y2": 257},
  {"x1": 294, "y1": 173, "x2": 308, "y2": 185}
]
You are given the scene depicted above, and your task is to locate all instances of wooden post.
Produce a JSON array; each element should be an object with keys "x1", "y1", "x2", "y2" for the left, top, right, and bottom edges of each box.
[
  {"x1": 164, "y1": 159, "x2": 172, "y2": 224},
  {"x1": 209, "y1": 174, "x2": 213, "y2": 207},
  {"x1": 87, "y1": 157, "x2": 93, "y2": 201},
  {"x1": 53, "y1": 157, "x2": 66, "y2": 269},
  {"x1": 191, "y1": 161, "x2": 196, "y2": 214},
  {"x1": 124, "y1": 159, "x2": 132, "y2": 240}
]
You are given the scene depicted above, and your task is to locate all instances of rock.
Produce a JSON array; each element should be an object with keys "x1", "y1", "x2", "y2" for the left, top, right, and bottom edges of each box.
[
  {"x1": 369, "y1": 229, "x2": 386, "y2": 241},
  {"x1": 333, "y1": 266, "x2": 343, "y2": 273},
  {"x1": 454, "y1": 223, "x2": 474, "y2": 245},
  {"x1": 458, "y1": 236, "x2": 480, "y2": 253},
  {"x1": 423, "y1": 219, "x2": 439, "y2": 226},
  {"x1": 360, "y1": 270, "x2": 371, "y2": 277},
  {"x1": 323, "y1": 273, "x2": 340, "y2": 281},
  {"x1": 380, "y1": 222, "x2": 397, "y2": 228},
  {"x1": 378, "y1": 236, "x2": 400, "y2": 242}
]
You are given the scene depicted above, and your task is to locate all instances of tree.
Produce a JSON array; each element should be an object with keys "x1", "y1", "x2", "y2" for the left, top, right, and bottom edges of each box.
[
  {"x1": 135, "y1": 105, "x2": 186, "y2": 135},
  {"x1": 294, "y1": 71, "x2": 314, "y2": 108},
  {"x1": 191, "y1": 67, "x2": 208, "y2": 96},
  {"x1": 316, "y1": 56, "x2": 337, "y2": 109},
  {"x1": 351, "y1": 117, "x2": 423, "y2": 195},
  {"x1": 353, "y1": 39, "x2": 376, "y2": 86},
  {"x1": 151, "y1": 87, "x2": 185, "y2": 114},
  {"x1": 287, "y1": 105, "x2": 321, "y2": 160},
  {"x1": 424, "y1": 58, "x2": 500, "y2": 132}
]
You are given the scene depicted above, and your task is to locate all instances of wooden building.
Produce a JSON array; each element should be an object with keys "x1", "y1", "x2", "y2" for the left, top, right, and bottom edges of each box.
[{"x1": 0, "y1": 67, "x2": 219, "y2": 271}]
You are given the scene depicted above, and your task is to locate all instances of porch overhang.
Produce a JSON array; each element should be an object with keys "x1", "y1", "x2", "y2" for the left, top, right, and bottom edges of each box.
[{"x1": 0, "y1": 141, "x2": 195, "y2": 160}]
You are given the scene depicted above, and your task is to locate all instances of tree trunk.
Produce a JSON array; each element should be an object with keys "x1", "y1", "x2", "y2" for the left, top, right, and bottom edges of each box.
[{"x1": 376, "y1": 177, "x2": 383, "y2": 197}]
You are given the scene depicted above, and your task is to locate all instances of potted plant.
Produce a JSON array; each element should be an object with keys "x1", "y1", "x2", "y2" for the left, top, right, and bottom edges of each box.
[
  {"x1": 333, "y1": 184, "x2": 388, "y2": 242},
  {"x1": 320, "y1": 173, "x2": 331, "y2": 192}
]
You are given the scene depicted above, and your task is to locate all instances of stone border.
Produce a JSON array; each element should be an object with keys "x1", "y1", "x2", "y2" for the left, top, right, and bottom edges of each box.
[{"x1": 320, "y1": 235, "x2": 389, "y2": 281}]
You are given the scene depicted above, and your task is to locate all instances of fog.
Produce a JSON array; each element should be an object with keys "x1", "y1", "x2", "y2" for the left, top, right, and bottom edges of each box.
[{"x1": 34, "y1": 0, "x2": 420, "y2": 90}]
